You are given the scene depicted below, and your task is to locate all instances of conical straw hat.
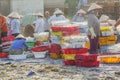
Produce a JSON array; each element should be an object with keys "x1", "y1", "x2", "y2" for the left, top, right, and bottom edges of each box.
[
  {"x1": 16, "y1": 34, "x2": 25, "y2": 39},
  {"x1": 8, "y1": 12, "x2": 20, "y2": 18},
  {"x1": 54, "y1": 9, "x2": 64, "y2": 15},
  {"x1": 77, "y1": 9, "x2": 86, "y2": 14},
  {"x1": 99, "y1": 15, "x2": 109, "y2": 22},
  {"x1": 88, "y1": 3, "x2": 102, "y2": 12},
  {"x1": 35, "y1": 12, "x2": 44, "y2": 17}
]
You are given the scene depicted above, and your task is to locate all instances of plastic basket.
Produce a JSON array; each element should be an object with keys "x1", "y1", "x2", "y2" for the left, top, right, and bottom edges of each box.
[
  {"x1": 62, "y1": 54, "x2": 76, "y2": 60},
  {"x1": 51, "y1": 26, "x2": 62, "y2": 31},
  {"x1": 63, "y1": 60, "x2": 75, "y2": 66},
  {"x1": 76, "y1": 54, "x2": 99, "y2": 62},
  {"x1": 9, "y1": 52, "x2": 27, "y2": 60},
  {"x1": 61, "y1": 26, "x2": 78, "y2": 32},
  {"x1": 107, "y1": 35, "x2": 117, "y2": 41},
  {"x1": 62, "y1": 48, "x2": 88, "y2": 54},
  {"x1": 50, "y1": 53, "x2": 61, "y2": 59},
  {"x1": 84, "y1": 42, "x2": 90, "y2": 48},
  {"x1": 27, "y1": 42, "x2": 35, "y2": 47},
  {"x1": 32, "y1": 51, "x2": 48, "y2": 58},
  {"x1": 1, "y1": 36, "x2": 15, "y2": 42},
  {"x1": 0, "y1": 53, "x2": 9, "y2": 58},
  {"x1": 75, "y1": 60, "x2": 100, "y2": 67},
  {"x1": 31, "y1": 46, "x2": 49, "y2": 52},
  {"x1": 51, "y1": 31, "x2": 62, "y2": 37},
  {"x1": 99, "y1": 55, "x2": 120, "y2": 64}
]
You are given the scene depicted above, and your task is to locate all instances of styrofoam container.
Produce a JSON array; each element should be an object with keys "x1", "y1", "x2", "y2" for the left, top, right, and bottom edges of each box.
[
  {"x1": 9, "y1": 52, "x2": 27, "y2": 60},
  {"x1": 32, "y1": 51, "x2": 48, "y2": 58}
]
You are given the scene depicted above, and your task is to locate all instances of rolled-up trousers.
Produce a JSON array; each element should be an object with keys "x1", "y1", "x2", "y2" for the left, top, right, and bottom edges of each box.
[{"x1": 88, "y1": 36, "x2": 99, "y2": 54}]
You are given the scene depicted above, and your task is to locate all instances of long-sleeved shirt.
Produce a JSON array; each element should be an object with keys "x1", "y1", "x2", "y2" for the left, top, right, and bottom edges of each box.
[
  {"x1": 87, "y1": 13, "x2": 100, "y2": 36},
  {"x1": 72, "y1": 14, "x2": 85, "y2": 22},
  {"x1": 44, "y1": 17, "x2": 50, "y2": 31},
  {"x1": 0, "y1": 16, "x2": 8, "y2": 32},
  {"x1": 48, "y1": 15, "x2": 66, "y2": 25},
  {"x1": 34, "y1": 18, "x2": 45, "y2": 33},
  {"x1": 11, "y1": 19, "x2": 20, "y2": 34},
  {"x1": 11, "y1": 39, "x2": 29, "y2": 50}
]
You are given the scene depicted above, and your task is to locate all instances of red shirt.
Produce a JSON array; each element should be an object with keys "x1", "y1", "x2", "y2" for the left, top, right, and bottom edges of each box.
[{"x1": 0, "y1": 16, "x2": 8, "y2": 32}]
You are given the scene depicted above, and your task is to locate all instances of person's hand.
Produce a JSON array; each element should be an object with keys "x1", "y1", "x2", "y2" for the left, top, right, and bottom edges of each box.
[
  {"x1": 89, "y1": 27, "x2": 96, "y2": 39},
  {"x1": 91, "y1": 32, "x2": 96, "y2": 39}
]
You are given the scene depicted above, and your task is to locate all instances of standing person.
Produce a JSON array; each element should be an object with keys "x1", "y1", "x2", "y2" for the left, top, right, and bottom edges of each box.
[
  {"x1": 0, "y1": 14, "x2": 8, "y2": 51},
  {"x1": 77, "y1": 0, "x2": 88, "y2": 10},
  {"x1": 8, "y1": 12, "x2": 21, "y2": 37},
  {"x1": 9, "y1": 34, "x2": 29, "y2": 55},
  {"x1": 48, "y1": 9, "x2": 67, "y2": 25},
  {"x1": 44, "y1": 11, "x2": 50, "y2": 32},
  {"x1": 87, "y1": 3, "x2": 102, "y2": 54},
  {"x1": 72, "y1": 9, "x2": 86, "y2": 22},
  {"x1": 0, "y1": 14, "x2": 8, "y2": 38},
  {"x1": 34, "y1": 12, "x2": 45, "y2": 33}
]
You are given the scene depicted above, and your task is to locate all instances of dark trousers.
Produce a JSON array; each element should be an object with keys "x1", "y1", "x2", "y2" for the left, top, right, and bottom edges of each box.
[
  {"x1": 88, "y1": 36, "x2": 99, "y2": 54},
  {"x1": 1, "y1": 32, "x2": 7, "y2": 37}
]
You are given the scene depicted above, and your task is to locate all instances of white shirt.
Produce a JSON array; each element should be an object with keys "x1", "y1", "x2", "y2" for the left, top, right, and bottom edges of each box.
[
  {"x1": 48, "y1": 15, "x2": 66, "y2": 25},
  {"x1": 11, "y1": 19, "x2": 20, "y2": 34},
  {"x1": 34, "y1": 18, "x2": 45, "y2": 33}
]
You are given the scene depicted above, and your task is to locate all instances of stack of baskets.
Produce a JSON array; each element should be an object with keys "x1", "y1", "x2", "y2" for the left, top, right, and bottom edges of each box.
[
  {"x1": 33, "y1": 32, "x2": 50, "y2": 58},
  {"x1": 26, "y1": 37, "x2": 35, "y2": 47},
  {"x1": 1, "y1": 36, "x2": 15, "y2": 53},
  {"x1": 31, "y1": 46, "x2": 49, "y2": 58},
  {"x1": 49, "y1": 44, "x2": 62, "y2": 59},
  {"x1": 99, "y1": 26, "x2": 117, "y2": 54},
  {"x1": 62, "y1": 48, "x2": 88, "y2": 66},
  {"x1": 75, "y1": 54, "x2": 100, "y2": 67}
]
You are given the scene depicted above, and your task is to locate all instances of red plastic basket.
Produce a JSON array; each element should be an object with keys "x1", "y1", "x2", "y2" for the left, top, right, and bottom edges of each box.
[
  {"x1": 63, "y1": 48, "x2": 88, "y2": 54},
  {"x1": 31, "y1": 46, "x2": 49, "y2": 52},
  {"x1": 0, "y1": 53, "x2": 9, "y2": 58},
  {"x1": 61, "y1": 26, "x2": 78, "y2": 32},
  {"x1": 62, "y1": 30, "x2": 80, "y2": 36},
  {"x1": 49, "y1": 49, "x2": 62, "y2": 54},
  {"x1": 1, "y1": 36, "x2": 15, "y2": 42},
  {"x1": 50, "y1": 44, "x2": 61, "y2": 50},
  {"x1": 51, "y1": 26, "x2": 62, "y2": 31},
  {"x1": 63, "y1": 60, "x2": 76, "y2": 66},
  {"x1": 76, "y1": 54, "x2": 99, "y2": 62},
  {"x1": 75, "y1": 60, "x2": 100, "y2": 67}
]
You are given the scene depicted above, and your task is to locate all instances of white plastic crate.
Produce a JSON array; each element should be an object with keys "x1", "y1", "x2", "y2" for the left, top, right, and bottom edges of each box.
[
  {"x1": 32, "y1": 51, "x2": 48, "y2": 58},
  {"x1": 9, "y1": 52, "x2": 27, "y2": 60}
]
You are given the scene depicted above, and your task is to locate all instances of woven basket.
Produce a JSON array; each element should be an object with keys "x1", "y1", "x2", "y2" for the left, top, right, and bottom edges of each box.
[{"x1": 24, "y1": 24, "x2": 34, "y2": 37}]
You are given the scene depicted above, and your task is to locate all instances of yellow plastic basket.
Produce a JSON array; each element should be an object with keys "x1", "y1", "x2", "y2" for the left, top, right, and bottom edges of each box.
[
  {"x1": 36, "y1": 37, "x2": 49, "y2": 42},
  {"x1": 62, "y1": 54, "x2": 76, "y2": 60},
  {"x1": 100, "y1": 55, "x2": 120, "y2": 64},
  {"x1": 84, "y1": 42, "x2": 90, "y2": 48},
  {"x1": 50, "y1": 53, "x2": 61, "y2": 59},
  {"x1": 51, "y1": 31, "x2": 62, "y2": 37},
  {"x1": 100, "y1": 26, "x2": 111, "y2": 31}
]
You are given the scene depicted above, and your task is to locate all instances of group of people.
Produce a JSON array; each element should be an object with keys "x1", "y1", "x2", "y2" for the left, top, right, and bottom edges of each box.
[{"x1": 0, "y1": 2, "x2": 118, "y2": 55}]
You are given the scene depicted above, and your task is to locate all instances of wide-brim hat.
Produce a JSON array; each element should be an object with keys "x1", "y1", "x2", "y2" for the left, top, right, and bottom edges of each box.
[
  {"x1": 16, "y1": 34, "x2": 25, "y2": 39},
  {"x1": 77, "y1": 9, "x2": 86, "y2": 14},
  {"x1": 99, "y1": 15, "x2": 109, "y2": 22},
  {"x1": 88, "y1": 3, "x2": 102, "y2": 12},
  {"x1": 54, "y1": 9, "x2": 64, "y2": 15},
  {"x1": 35, "y1": 12, "x2": 44, "y2": 17},
  {"x1": 8, "y1": 12, "x2": 20, "y2": 19}
]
